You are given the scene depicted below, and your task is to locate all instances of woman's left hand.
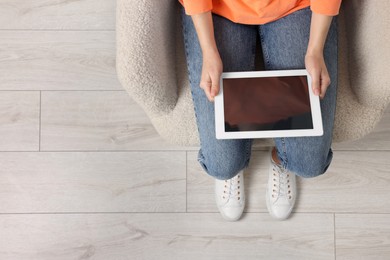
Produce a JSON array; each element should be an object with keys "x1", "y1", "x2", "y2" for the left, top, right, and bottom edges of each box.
[{"x1": 305, "y1": 52, "x2": 331, "y2": 100}]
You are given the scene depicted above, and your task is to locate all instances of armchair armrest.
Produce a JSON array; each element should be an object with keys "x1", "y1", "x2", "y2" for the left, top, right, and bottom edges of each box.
[
  {"x1": 343, "y1": 0, "x2": 390, "y2": 109},
  {"x1": 116, "y1": 0, "x2": 178, "y2": 116}
]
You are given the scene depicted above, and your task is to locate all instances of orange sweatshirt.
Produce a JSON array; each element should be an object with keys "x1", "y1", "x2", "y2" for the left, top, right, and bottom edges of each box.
[{"x1": 178, "y1": 0, "x2": 342, "y2": 25}]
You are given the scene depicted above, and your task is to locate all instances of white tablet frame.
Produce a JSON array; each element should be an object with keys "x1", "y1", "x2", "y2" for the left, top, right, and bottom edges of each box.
[{"x1": 214, "y1": 69, "x2": 323, "y2": 139}]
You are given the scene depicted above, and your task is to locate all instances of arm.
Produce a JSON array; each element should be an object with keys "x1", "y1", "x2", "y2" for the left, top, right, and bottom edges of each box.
[
  {"x1": 191, "y1": 11, "x2": 223, "y2": 102},
  {"x1": 305, "y1": 12, "x2": 335, "y2": 99}
]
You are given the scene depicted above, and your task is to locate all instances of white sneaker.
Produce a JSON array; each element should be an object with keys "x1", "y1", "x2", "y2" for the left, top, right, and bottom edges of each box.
[
  {"x1": 266, "y1": 149, "x2": 297, "y2": 220},
  {"x1": 215, "y1": 170, "x2": 245, "y2": 221}
]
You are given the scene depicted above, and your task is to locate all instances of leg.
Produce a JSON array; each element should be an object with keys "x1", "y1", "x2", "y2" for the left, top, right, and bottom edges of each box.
[
  {"x1": 259, "y1": 7, "x2": 338, "y2": 178},
  {"x1": 181, "y1": 7, "x2": 257, "y2": 180}
]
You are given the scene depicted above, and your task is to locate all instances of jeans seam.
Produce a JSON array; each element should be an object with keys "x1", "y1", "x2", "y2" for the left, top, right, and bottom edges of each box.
[
  {"x1": 251, "y1": 32, "x2": 257, "y2": 69},
  {"x1": 243, "y1": 139, "x2": 253, "y2": 169},
  {"x1": 258, "y1": 26, "x2": 271, "y2": 69},
  {"x1": 280, "y1": 137, "x2": 288, "y2": 170}
]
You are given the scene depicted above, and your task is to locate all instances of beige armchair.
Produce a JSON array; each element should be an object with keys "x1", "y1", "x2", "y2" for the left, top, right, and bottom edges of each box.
[{"x1": 116, "y1": 0, "x2": 390, "y2": 146}]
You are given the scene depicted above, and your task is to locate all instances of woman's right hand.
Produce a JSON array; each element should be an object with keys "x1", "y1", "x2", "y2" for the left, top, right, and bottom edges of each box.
[{"x1": 200, "y1": 49, "x2": 223, "y2": 102}]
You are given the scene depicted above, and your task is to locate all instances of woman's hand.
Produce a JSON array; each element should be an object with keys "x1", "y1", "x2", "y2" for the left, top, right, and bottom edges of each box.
[
  {"x1": 305, "y1": 51, "x2": 330, "y2": 99},
  {"x1": 306, "y1": 12, "x2": 334, "y2": 100},
  {"x1": 200, "y1": 49, "x2": 223, "y2": 102}
]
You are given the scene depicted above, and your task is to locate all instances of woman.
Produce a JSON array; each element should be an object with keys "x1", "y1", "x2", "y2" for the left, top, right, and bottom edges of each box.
[{"x1": 179, "y1": 0, "x2": 341, "y2": 221}]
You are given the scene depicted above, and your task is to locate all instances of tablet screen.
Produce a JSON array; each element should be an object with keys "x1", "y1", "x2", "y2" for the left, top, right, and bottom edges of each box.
[{"x1": 223, "y1": 76, "x2": 314, "y2": 132}]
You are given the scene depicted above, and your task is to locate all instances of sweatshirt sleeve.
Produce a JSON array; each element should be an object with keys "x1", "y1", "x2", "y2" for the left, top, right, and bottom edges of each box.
[
  {"x1": 310, "y1": 0, "x2": 342, "y2": 16},
  {"x1": 181, "y1": 0, "x2": 213, "y2": 15}
]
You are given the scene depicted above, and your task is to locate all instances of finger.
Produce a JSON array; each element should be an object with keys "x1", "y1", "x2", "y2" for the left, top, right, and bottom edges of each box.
[
  {"x1": 199, "y1": 75, "x2": 210, "y2": 90},
  {"x1": 210, "y1": 73, "x2": 221, "y2": 98},
  {"x1": 199, "y1": 81, "x2": 209, "y2": 91},
  {"x1": 200, "y1": 76, "x2": 212, "y2": 98},
  {"x1": 320, "y1": 72, "x2": 331, "y2": 99},
  {"x1": 310, "y1": 70, "x2": 321, "y2": 96},
  {"x1": 200, "y1": 81, "x2": 213, "y2": 102},
  {"x1": 205, "y1": 87, "x2": 214, "y2": 102}
]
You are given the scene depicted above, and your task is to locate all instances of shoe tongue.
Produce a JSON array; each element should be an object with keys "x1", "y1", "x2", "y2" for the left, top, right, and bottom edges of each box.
[{"x1": 225, "y1": 179, "x2": 240, "y2": 200}]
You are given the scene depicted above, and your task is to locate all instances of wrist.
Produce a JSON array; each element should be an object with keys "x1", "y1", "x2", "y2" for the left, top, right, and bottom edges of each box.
[
  {"x1": 306, "y1": 46, "x2": 324, "y2": 57},
  {"x1": 202, "y1": 46, "x2": 219, "y2": 56}
]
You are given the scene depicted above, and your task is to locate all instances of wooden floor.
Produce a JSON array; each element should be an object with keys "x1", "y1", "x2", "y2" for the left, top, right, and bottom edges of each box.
[{"x1": 1, "y1": 1, "x2": 390, "y2": 259}]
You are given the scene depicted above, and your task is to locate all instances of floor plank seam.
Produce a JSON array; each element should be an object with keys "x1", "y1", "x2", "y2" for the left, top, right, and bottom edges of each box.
[
  {"x1": 39, "y1": 90, "x2": 41, "y2": 152},
  {"x1": 0, "y1": 212, "x2": 344, "y2": 215},
  {"x1": 334, "y1": 213, "x2": 336, "y2": 260},
  {"x1": 186, "y1": 151, "x2": 188, "y2": 213}
]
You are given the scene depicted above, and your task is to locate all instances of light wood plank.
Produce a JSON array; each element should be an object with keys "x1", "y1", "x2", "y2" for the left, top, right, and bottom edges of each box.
[
  {"x1": 0, "y1": 0, "x2": 115, "y2": 30},
  {"x1": 188, "y1": 151, "x2": 390, "y2": 213},
  {"x1": 0, "y1": 151, "x2": 186, "y2": 213},
  {"x1": 40, "y1": 91, "x2": 194, "y2": 150},
  {"x1": 0, "y1": 213, "x2": 334, "y2": 260},
  {"x1": 0, "y1": 91, "x2": 40, "y2": 151},
  {"x1": 298, "y1": 151, "x2": 390, "y2": 213},
  {"x1": 336, "y1": 214, "x2": 390, "y2": 259},
  {"x1": 334, "y1": 106, "x2": 390, "y2": 150},
  {"x1": 0, "y1": 31, "x2": 119, "y2": 91}
]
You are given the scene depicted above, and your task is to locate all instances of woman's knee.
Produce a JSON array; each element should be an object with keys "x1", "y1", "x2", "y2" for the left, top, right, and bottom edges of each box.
[
  {"x1": 197, "y1": 142, "x2": 251, "y2": 180},
  {"x1": 286, "y1": 148, "x2": 333, "y2": 178},
  {"x1": 198, "y1": 158, "x2": 245, "y2": 180}
]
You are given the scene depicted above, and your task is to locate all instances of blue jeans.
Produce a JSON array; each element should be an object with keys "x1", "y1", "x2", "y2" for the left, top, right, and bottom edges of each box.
[{"x1": 181, "y1": 6, "x2": 338, "y2": 180}]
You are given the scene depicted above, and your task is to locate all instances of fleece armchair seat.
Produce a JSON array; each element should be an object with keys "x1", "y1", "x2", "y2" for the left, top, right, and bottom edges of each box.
[{"x1": 116, "y1": 0, "x2": 390, "y2": 147}]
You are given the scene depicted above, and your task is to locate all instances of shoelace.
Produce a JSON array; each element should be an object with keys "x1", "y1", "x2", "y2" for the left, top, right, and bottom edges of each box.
[
  {"x1": 271, "y1": 162, "x2": 292, "y2": 200},
  {"x1": 222, "y1": 174, "x2": 241, "y2": 202}
]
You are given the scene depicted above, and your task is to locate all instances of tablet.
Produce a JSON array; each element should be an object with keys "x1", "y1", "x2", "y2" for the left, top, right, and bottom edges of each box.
[{"x1": 214, "y1": 69, "x2": 323, "y2": 139}]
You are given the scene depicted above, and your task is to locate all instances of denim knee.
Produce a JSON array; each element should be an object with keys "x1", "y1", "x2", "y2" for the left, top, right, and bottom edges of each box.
[
  {"x1": 290, "y1": 163, "x2": 325, "y2": 179},
  {"x1": 286, "y1": 149, "x2": 333, "y2": 179},
  {"x1": 197, "y1": 149, "x2": 249, "y2": 180}
]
